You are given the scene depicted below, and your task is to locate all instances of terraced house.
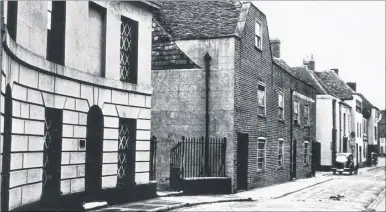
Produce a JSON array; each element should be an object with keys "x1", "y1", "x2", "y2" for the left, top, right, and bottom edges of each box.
[
  {"x1": 151, "y1": 1, "x2": 316, "y2": 193},
  {"x1": 0, "y1": 1, "x2": 158, "y2": 211}
]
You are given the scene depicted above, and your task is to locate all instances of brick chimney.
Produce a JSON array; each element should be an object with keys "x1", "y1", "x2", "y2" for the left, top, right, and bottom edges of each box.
[
  {"x1": 347, "y1": 82, "x2": 357, "y2": 92},
  {"x1": 303, "y1": 54, "x2": 315, "y2": 71},
  {"x1": 331, "y1": 69, "x2": 339, "y2": 75},
  {"x1": 270, "y1": 39, "x2": 281, "y2": 58}
]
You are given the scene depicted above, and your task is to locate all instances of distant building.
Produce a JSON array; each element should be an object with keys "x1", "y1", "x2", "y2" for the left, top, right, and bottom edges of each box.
[
  {"x1": 378, "y1": 110, "x2": 386, "y2": 156},
  {"x1": 151, "y1": 1, "x2": 316, "y2": 193},
  {"x1": 0, "y1": 1, "x2": 158, "y2": 211}
]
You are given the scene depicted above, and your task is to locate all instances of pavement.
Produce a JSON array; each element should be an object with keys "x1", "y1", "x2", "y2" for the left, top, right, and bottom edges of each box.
[{"x1": 92, "y1": 158, "x2": 385, "y2": 212}]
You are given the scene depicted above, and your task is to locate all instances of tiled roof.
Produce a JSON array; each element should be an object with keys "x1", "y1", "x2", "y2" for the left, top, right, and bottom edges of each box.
[
  {"x1": 152, "y1": 1, "x2": 244, "y2": 39},
  {"x1": 288, "y1": 65, "x2": 331, "y2": 96},
  {"x1": 272, "y1": 58, "x2": 314, "y2": 89},
  {"x1": 313, "y1": 70, "x2": 354, "y2": 100},
  {"x1": 152, "y1": 18, "x2": 199, "y2": 70}
]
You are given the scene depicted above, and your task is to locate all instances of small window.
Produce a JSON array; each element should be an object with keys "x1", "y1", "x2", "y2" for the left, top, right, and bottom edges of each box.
[
  {"x1": 356, "y1": 100, "x2": 362, "y2": 113},
  {"x1": 257, "y1": 138, "x2": 266, "y2": 171},
  {"x1": 304, "y1": 141, "x2": 309, "y2": 165},
  {"x1": 304, "y1": 105, "x2": 309, "y2": 126},
  {"x1": 257, "y1": 84, "x2": 266, "y2": 116},
  {"x1": 255, "y1": 21, "x2": 262, "y2": 49},
  {"x1": 293, "y1": 100, "x2": 300, "y2": 125},
  {"x1": 278, "y1": 92, "x2": 284, "y2": 120},
  {"x1": 278, "y1": 139, "x2": 284, "y2": 167}
]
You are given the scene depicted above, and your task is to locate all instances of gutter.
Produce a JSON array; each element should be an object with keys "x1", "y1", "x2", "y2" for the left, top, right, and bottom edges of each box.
[{"x1": 290, "y1": 89, "x2": 294, "y2": 180}]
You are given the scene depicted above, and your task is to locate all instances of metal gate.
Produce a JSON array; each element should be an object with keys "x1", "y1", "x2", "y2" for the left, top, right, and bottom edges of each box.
[{"x1": 169, "y1": 136, "x2": 226, "y2": 190}]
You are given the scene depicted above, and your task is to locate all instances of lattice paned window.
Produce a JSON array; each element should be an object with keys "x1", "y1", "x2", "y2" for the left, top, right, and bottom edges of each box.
[
  {"x1": 278, "y1": 91, "x2": 284, "y2": 120},
  {"x1": 304, "y1": 105, "x2": 309, "y2": 126},
  {"x1": 304, "y1": 141, "x2": 309, "y2": 165},
  {"x1": 257, "y1": 138, "x2": 266, "y2": 171},
  {"x1": 117, "y1": 118, "x2": 136, "y2": 187},
  {"x1": 257, "y1": 84, "x2": 266, "y2": 116},
  {"x1": 278, "y1": 139, "x2": 284, "y2": 167},
  {"x1": 255, "y1": 21, "x2": 262, "y2": 49},
  {"x1": 120, "y1": 16, "x2": 138, "y2": 84},
  {"x1": 294, "y1": 100, "x2": 300, "y2": 125}
]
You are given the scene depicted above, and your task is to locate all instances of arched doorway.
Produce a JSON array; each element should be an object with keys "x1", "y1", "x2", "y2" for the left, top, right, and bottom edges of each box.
[
  {"x1": 1, "y1": 84, "x2": 12, "y2": 212},
  {"x1": 85, "y1": 105, "x2": 104, "y2": 200}
]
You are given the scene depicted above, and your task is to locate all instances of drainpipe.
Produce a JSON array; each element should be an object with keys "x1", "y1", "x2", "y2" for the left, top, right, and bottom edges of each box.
[
  {"x1": 332, "y1": 100, "x2": 337, "y2": 166},
  {"x1": 204, "y1": 52, "x2": 211, "y2": 177},
  {"x1": 0, "y1": 0, "x2": 4, "y2": 208},
  {"x1": 289, "y1": 89, "x2": 293, "y2": 180}
]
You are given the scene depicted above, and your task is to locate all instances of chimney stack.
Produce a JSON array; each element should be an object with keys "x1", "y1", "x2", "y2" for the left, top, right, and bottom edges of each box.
[
  {"x1": 347, "y1": 82, "x2": 357, "y2": 92},
  {"x1": 303, "y1": 54, "x2": 315, "y2": 71},
  {"x1": 270, "y1": 39, "x2": 281, "y2": 58},
  {"x1": 331, "y1": 68, "x2": 339, "y2": 75}
]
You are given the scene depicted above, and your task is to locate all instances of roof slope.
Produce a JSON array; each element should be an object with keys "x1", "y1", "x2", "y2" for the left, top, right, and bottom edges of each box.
[
  {"x1": 289, "y1": 66, "x2": 331, "y2": 95},
  {"x1": 152, "y1": 1, "x2": 243, "y2": 39},
  {"x1": 313, "y1": 70, "x2": 354, "y2": 100}
]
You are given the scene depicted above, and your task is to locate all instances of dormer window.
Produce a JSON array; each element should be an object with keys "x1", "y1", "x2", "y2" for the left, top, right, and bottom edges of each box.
[{"x1": 255, "y1": 21, "x2": 262, "y2": 49}]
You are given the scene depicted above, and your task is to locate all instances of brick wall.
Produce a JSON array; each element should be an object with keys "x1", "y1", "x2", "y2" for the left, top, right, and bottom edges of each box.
[{"x1": 234, "y1": 5, "x2": 316, "y2": 191}]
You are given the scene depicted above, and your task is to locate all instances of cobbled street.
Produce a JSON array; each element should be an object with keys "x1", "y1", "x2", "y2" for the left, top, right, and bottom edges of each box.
[{"x1": 173, "y1": 160, "x2": 386, "y2": 211}]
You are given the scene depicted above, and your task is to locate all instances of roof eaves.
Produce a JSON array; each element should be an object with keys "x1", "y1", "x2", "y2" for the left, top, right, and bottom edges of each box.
[
  {"x1": 272, "y1": 58, "x2": 316, "y2": 91},
  {"x1": 140, "y1": 1, "x2": 161, "y2": 9}
]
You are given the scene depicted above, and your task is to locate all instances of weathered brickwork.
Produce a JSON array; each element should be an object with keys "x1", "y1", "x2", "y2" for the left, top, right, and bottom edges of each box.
[
  {"x1": 151, "y1": 2, "x2": 316, "y2": 193},
  {"x1": 233, "y1": 5, "x2": 316, "y2": 191}
]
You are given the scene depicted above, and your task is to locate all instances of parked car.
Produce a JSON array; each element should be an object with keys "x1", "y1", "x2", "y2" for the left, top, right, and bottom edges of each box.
[{"x1": 332, "y1": 153, "x2": 358, "y2": 175}]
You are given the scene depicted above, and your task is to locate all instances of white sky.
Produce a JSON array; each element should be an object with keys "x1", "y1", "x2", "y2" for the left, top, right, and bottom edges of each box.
[{"x1": 252, "y1": 1, "x2": 385, "y2": 110}]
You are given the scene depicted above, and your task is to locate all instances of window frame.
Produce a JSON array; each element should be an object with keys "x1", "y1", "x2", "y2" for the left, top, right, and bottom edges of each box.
[
  {"x1": 255, "y1": 20, "x2": 262, "y2": 49},
  {"x1": 257, "y1": 82, "x2": 266, "y2": 117},
  {"x1": 304, "y1": 141, "x2": 309, "y2": 165},
  {"x1": 278, "y1": 91, "x2": 284, "y2": 120},
  {"x1": 293, "y1": 100, "x2": 300, "y2": 125},
  {"x1": 304, "y1": 105, "x2": 310, "y2": 126},
  {"x1": 277, "y1": 138, "x2": 284, "y2": 167},
  {"x1": 120, "y1": 15, "x2": 139, "y2": 84},
  {"x1": 47, "y1": 1, "x2": 52, "y2": 30},
  {"x1": 257, "y1": 137, "x2": 266, "y2": 171}
]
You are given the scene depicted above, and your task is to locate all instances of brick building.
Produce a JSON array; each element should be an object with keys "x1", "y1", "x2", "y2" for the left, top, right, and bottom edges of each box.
[
  {"x1": 379, "y1": 110, "x2": 386, "y2": 156},
  {"x1": 151, "y1": 1, "x2": 316, "y2": 193},
  {"x1": 0, "y1": 1, "x2": 158, "y2": 211}
]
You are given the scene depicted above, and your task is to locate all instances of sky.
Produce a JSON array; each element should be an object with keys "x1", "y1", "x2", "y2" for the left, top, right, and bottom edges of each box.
[{"x1": 252, "y1": 1, "x2": 386, "y2": 110}]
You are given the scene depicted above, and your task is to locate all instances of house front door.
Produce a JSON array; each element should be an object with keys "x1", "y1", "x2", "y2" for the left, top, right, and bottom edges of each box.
[{"x1": 237, "y1": 132, "x2": 248, "y2": 191}]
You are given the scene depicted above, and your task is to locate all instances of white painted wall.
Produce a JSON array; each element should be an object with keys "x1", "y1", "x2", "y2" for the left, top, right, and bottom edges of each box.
[{"x1": 316, "y1": 96, "x2": 333, "y2": 166}]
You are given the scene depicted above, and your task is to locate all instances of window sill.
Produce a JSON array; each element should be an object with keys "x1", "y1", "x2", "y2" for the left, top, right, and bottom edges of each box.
[
  {"x1": 257, "y1": 170, "x2": 265, "y2": 173},
  {"x1": 276, "y1": 166, "x2": 284, "y2": 171},
  {"x1": 303, "y1": 164, "x2": 309, "y2": 167},
  {"x1": 294, "y1": 123, "x2": 301, "y2": 127},
  {"x1": 254, "y1": 46, "x2": 263, "y2": 52},
  {"x1": 258, "y1": 114, "x2": 267, "y2": 119},
  {"x1": 304, "y1": 125, "x2": 311, "y2": 129},
  {"x1": 278, "y1": 119, "x2": 285, "y2": 123}
]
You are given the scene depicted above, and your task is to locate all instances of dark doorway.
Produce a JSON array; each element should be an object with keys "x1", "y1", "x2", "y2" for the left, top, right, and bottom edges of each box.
[
  {"x1": 312, "y1": 141, "x2": 321, "y2": 172},
  {"x1": 291, "y1": 139, "x2": 297, "y2": 179},
  {"x1": 117, "y1": 118, "x2": 136, "y2": 188},
  {"x1": 85, "y1": 105, "x2": 104, "y2": 200},
  {"x1": 237, "y1": 132, "x2": 248, "y2": 191},
  {"x1": 343, "y1": 137, "x2": 348, "y2": 152},
  {"x1": 1, "y1": 85, "x2": 12, "y2": 212},
  {"x1": 41, "y1": 108, "x2": 63, "y2": 207}
]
